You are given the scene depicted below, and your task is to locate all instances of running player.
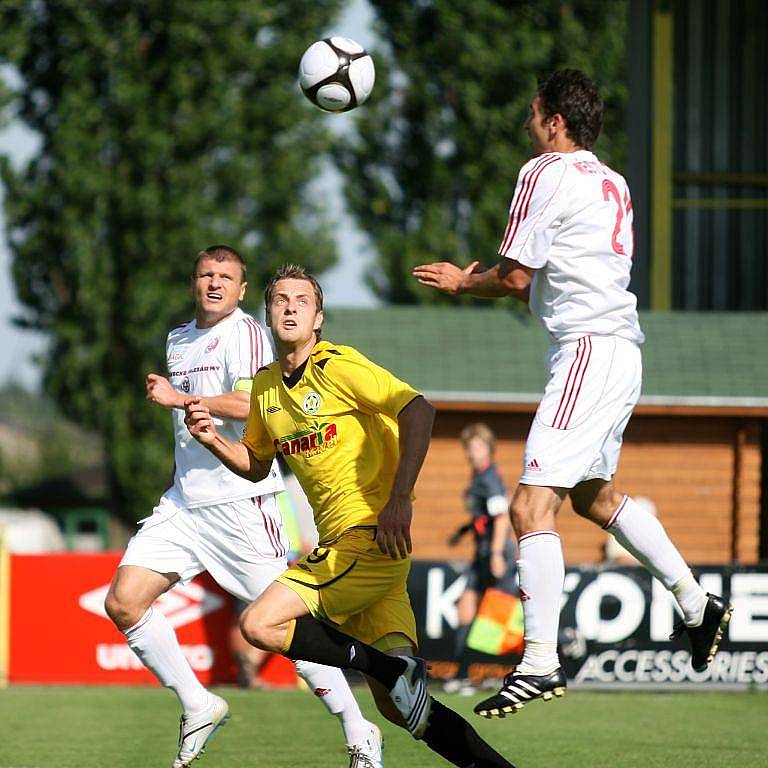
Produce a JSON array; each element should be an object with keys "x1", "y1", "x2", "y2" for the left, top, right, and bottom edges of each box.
[
  {"x1": 412, "y1": 69, "x2": 732, "y2": 717},
  {"x1": 104, "y1": 246, "x2": 380, "y2": 768},
  {"x1": 184, "y1": 264, "x2": 515, "y2": 768}
]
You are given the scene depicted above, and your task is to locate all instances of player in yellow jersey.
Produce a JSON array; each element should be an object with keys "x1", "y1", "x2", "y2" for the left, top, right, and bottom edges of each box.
[{"x1": 185, "y1": 265, "x2": 515, "y2": 768}]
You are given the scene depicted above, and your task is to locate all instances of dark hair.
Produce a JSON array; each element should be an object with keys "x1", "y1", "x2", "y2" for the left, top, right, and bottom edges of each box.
[
  {"x1": 193, "y1": 245, "x2": 247, "y2": 282},
  {"x1": 537, "y1": 69, "x2": 603, "y2": 149},
  {"x1": 264, "y1": 264, "x2": 324, "y2": 339}
]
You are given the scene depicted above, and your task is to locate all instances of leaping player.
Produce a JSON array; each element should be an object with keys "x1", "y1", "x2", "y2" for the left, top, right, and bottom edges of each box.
[{"x1": 413, "y1": 69, "x2": 733, "y2": 718}]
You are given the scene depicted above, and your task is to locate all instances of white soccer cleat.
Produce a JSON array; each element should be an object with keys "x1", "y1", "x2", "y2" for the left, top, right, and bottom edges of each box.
[
  {"x1": 347, "y1": 722, "x2": 383, "y2": 768},
  {"x1": 172, "y1": 694, "x2": 230, "y2": 768},
  {"x1": 388, "y1": 656, "x2": 432, "y2": 738}
]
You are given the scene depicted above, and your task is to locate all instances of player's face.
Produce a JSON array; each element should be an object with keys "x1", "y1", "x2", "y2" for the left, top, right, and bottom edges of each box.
[
  {"x1": 525, "y1": 96, "x2": 554, "y2": 154},
  {"x1": 465, "y1": 436, "x2": 492, "y2": 472},
  {"x1": 267, "y1": 278, "x2": 323, "y2": 346},
  {"x1": 193, "y1": 257, "x2": 246, "y2": 327}
]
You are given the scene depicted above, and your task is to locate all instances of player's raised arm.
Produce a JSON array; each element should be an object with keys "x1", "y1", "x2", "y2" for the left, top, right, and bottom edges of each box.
[
  {"x1": 184, "y1": 397, "x2": 270, "y2": 482},
  {"x1": 412, "y1": 258, "x2": 534, "y2": 300},
  {"x1": 376, "y1": 395, "x2": 436, "y2": 560}
]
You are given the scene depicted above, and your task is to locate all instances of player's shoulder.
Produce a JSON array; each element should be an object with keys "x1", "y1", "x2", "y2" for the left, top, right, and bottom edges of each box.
[
  {"x1": 167, "y1": 319, "x2": 194, "y2": 341},
  {"x1": 306, "y1": 340, "x2": 355, "y2": 371},
  {"x1": 519, "y1": 152, "x2": 565, "y2": 176},
  {"x1": 251, "y1": 360, "x2": 281, "y2": 388},
  {"x1": 232, "y1": 309, "x2": 267, "y2": 335}
]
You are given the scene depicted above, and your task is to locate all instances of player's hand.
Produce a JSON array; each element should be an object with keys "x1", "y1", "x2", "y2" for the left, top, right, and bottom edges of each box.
[
  {"x1": 146, "y1": 374, "x2": 182, "y2": 409},
  {"x1": 376, "y1": 495, "x2": 413, "y2": 560},
  {"x1": 490, "y1": 552, "x2": 506, "y2": 579},
  {"x1": 412, "y1": 261, "x2": 482, "y2": 295},
  {"x1": 184, "y1": 397, "x2": 217, "y2": 445}
]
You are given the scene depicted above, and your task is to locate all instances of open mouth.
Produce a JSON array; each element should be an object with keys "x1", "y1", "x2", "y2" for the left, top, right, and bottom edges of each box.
[
  {"x1": 282, "y1": 319, "x2": 298, "y2": 329},
  {"x1": 207, "y1": 292, "x2": 223, "y2": 301}
]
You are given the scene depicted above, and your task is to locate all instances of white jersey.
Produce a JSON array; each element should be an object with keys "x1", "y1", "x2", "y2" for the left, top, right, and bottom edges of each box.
[
  {"x1": 498, "y1": 150, "x2": 644, "y2": 345},
  {"x1": 163, "y1": 307, "x2": 283, "y2": 508}
]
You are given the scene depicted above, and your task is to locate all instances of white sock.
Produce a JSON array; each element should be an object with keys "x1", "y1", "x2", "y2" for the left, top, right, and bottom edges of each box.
[
  {"x1": 605, "y1": 495, "x2": 707, "y2": 624},
  {"x1": 671, "y1": 571, "x2": 709, "y2": 626},
  {"x1": 516, "y1": 530, "x2": 564, "y2": 675},
  {"x1": 293, "y1": 660, "x2": 370, "y2": 745},
  {"x1": 124, "y1": 607, "x2": 209, "y2": 714}
]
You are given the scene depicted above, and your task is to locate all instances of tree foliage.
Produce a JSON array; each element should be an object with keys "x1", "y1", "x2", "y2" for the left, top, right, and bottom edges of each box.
[
  {"x1": 338, "y1": 0, "x2": 628, "y2": 303},
  {"x1": 0, "y1": 0, "x2": 342, "y2": 521}
]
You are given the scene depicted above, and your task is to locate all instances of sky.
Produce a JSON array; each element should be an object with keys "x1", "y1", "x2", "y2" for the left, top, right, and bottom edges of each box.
[{"x1": 0, "y1": 0, "x2": 378, "y2": 391}]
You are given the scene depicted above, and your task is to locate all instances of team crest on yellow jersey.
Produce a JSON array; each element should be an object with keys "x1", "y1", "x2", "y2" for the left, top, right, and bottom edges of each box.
[
  {"x1": 273, "y1": 421, "x2": 338, "y2": 457},
  {"x1": 302, "y1": 391, "x2": 323, "y2": 414}
]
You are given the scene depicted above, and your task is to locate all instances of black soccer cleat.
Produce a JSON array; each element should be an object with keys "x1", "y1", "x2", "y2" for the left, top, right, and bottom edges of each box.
[
  {"x1": 670, "y1": 593, "x2": 733, "y2": 672},
  {"x1": 473, "y1": 667, "x2": 567, "y2": 718}
]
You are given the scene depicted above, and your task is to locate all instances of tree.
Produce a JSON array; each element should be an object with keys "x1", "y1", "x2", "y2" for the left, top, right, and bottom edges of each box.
[
  {"x1": 338, "y1": 0, "x2": 628, "y2": 303},
  {"x1": 0, "y1": 0, "x2": 342, "y2": 521}
]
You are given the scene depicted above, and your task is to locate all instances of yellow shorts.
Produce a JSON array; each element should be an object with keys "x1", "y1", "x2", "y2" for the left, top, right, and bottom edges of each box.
[{"x1": 277, "y1": 528, "x2": 418, "y2": 651}]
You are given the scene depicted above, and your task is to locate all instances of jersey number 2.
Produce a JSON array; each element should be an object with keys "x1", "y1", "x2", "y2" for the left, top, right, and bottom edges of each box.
[{"x1": 602, "y1": 179, "x2": 630, "y2": 257}]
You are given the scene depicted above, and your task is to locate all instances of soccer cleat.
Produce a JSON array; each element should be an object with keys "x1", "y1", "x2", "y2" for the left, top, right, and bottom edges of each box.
[
  {"x1": 473, "y1": 667, "x2": 567, "y2": 718},
  {"x1": 389, "y1": 656, "x2": 432, "y2": 738},
  {"x1": 347, "y1": 723, "x2": 384, "y2": 768},
  {"x1": 173, "y1": 694, "x2": 230, "y2": 768},
  {"x1": 670, "y1": 593, "x2": 733, "y2": 672}
]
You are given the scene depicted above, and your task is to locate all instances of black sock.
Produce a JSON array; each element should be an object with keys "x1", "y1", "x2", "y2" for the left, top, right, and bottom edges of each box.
[
  {"x1": 285, "y1": 615, "x2": 407, "y2": 689},
  {"x1": 422, "y1": 700, "x2": 516, "y2": 768},
  {"x1": 453, "y1": 623, "x2": 472, "y2": 679}
]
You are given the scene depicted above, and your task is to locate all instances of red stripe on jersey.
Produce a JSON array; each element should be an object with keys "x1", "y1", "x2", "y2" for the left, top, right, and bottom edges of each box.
[
  {"x1": 560, "y1": 336, "x2": 593, "y2": 429},
  {"x1": 499, "y1": 155, "x2": 552, "y2": 255},
  {"x1": 551, "y1": 337, "x2": 585, "y2": 428},
  {"x1": 498, "y1": 156, "x2": 551, "y2": 253},
  {"x1": 245, "y1": 317, "x2": 263, "y2": 376},
  {"x1": 254, "y1": 496, "x2": 280, "y2": 558},
  {"x1": 499, "y1": 155, "x2": 560, "y2": 256}
]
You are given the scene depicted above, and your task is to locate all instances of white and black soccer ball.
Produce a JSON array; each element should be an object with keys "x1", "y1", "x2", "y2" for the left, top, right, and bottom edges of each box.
[{"x1": 298, "y1": 36, "x2": 375, "y2": 113}]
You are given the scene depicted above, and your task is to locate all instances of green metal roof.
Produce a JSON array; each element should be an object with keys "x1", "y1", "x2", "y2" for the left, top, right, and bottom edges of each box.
[{"x1": 321, "y1": 308, "x2": 768, "y2": 404}]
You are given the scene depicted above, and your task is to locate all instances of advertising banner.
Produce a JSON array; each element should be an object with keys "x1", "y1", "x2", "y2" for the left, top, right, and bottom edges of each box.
[
  {"x1": 7, "y1": 554, "x2": 767, "y2": 688},
  {"x1": 9, "y1": 553, "x2": 239, "y2": 685},
  {"x1": 407, "y1": 562, "x2": 768, "y2": 687}
]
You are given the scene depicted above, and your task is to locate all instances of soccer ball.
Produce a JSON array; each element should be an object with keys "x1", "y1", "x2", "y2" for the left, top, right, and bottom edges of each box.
[{"x1": 298, "y1": 37, "x2": 375, "y2": 113}]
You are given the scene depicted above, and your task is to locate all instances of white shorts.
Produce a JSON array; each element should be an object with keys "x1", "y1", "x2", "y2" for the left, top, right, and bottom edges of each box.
[
  {"x1": 120, "y1": 494, "x2": 289, "y2": 603},
  {"x1": 520, "y1": 335, "x2": 642, "y2": 488}
]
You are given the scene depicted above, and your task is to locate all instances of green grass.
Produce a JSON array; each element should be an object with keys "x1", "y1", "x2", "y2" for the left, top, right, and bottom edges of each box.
[{"x1": 0, "y1": 686, "x2": 765, "y2": 768}]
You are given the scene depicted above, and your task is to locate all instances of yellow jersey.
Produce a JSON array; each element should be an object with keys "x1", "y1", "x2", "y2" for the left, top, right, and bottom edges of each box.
[{"x1": 242, "y1": 340, "x2": 421, "y2": 544}]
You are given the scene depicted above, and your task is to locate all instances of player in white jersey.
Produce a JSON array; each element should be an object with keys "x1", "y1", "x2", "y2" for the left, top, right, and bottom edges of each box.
[
  {"x1": 413, "y1": 69, "x2": 732, "y2": 717},
  {"x1": 104, "y1": 246, "x2": 382, "y2": 768}
]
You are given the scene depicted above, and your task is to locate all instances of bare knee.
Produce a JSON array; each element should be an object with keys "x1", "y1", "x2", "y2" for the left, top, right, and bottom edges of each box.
[
  {"x1": 509, "y1": 485, "x2": 563, "y2": 535},
  {"x1": 104, "y1": 584, "x2": 150, "y2": 631},
  {"x1": 239, "y1": 605, "x2": 285, "y2": 653},
  {"x1": 571, "y1": 481, "x2": 624, "y2": 525}
]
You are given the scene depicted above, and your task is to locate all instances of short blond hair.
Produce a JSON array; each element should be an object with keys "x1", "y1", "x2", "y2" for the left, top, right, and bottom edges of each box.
[{"x1": 460, "y1": 422, "x2": 496, "y2": 452}]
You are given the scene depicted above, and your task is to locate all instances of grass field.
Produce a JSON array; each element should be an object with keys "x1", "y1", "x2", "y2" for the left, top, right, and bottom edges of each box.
[{"x1": 0, "y1": 685, "x2": 764, "y2": 768}]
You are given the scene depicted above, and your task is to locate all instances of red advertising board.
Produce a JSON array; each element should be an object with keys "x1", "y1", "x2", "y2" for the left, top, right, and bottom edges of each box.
[{"x1": 8, "y1": 553, "x2": 293, "y2": 686}]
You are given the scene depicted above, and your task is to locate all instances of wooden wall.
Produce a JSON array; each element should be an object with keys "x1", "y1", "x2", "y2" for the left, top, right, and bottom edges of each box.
[{"x1": 412, "y1": 408, "x2": 764, "y2": 565}]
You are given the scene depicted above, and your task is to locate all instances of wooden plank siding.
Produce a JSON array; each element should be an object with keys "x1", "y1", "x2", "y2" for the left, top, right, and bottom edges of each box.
[{"x1": 412, "y1": 408, "x2": 763, "y2": 565}]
